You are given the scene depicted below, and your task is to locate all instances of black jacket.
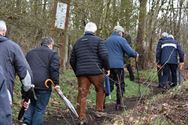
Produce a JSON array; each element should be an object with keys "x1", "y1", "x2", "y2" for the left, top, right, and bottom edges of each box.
[
  {"x1": 70, "y1": 32, "x2": 109, "y2": 77},
  {"x1": 26, "y1": 46, "x2": 60, "y2": 90}
]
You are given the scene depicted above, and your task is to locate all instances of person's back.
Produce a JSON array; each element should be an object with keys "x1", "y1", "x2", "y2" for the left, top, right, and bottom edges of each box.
[
  {"x1": 71, "y1": 32, "x2": 108, "y2": 76},
  {"x1": 0, "y1": 35, "x2": 32, "y2": 96},
  {"x1": 160, "y1": 37, "x2": 184, "y2": 65},
  {"x1": 26, "y1": 46, "x2": 59, "y2": 89},
  {"x1": 105, "y1": 31, "x2": 137, "y2": 68},
  {"x1": 23, "y1": 37, "x2": 60, "y2": 125},
  {"x1": 0, "y1": 66, "x2": 12, "y2": 125}
]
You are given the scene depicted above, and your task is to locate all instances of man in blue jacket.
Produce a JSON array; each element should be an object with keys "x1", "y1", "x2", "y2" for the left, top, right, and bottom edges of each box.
[
  {"x1": 0, "y1": 20, "x2": 33, "y2": 124},
  {"x1": 0, "y1": 66, "x2": 12, "y2": 125},
  {"x1": 156, "y1": 34, "x2": 184, "y2": 89},
  {"x1": 105, "y1": 25, "x2": 138, "y2": 110},
  {"x1": 23, "y1": 37, "x2": 60, "y2": 125},
  {"x1": 70, "y1": 22, "x2": 109, "y2": 125}
]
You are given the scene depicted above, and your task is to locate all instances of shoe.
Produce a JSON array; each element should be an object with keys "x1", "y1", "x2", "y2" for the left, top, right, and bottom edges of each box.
[
  {"x1": 115, "y1": 104, "x2": 126, "y2": 111},
  {"x1": 78, "y1": 119, "x2": 87, "y2": 125},
  {"x1": 94, "y1": 111, "x2": 107, "y2": 118}
]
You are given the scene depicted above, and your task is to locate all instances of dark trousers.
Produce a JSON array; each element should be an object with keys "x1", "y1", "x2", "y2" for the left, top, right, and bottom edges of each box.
[
  {"x1": 157, "y1": 66, "x2": 162, "y2": 83},
  {"x1": 126, "y1": 64, "x2": 134, "y2": 81},
  {"x1": 23, "y1": 90, "x2": 51, "y2": 125},
  {"x1": 109, "y1": 68, "x2": 125, "y2": 105},
  {"x1": 161, "y1": 64, "x2": 177, "y2": 87}
]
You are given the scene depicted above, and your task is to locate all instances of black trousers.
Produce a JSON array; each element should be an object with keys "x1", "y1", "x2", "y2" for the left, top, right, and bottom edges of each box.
[
  {"x1": 109, "y1": 68, "x2": 125, "y2": 105},
  {"x1": 126, "y1": 64, "x2": 135, "y2": 81},
  {"x1": 161, "y1": 64, "x2": 177, "y2": 87}
]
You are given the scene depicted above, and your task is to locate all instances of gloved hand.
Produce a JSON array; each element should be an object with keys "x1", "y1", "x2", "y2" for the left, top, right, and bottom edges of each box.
[{"x1": 21, "y1": 86, "x2": 37, "y2": 102}]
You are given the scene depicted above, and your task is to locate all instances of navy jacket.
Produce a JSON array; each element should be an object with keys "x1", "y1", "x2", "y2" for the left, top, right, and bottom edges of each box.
[
  {"x1": 0, "y1": 36, "x2": 32, "y2": 97},
  {"x1": 0, "y1": 66, "x2": 12, "y2": 125},
  {"x1": 26, "y1": 46, "x2": 60, "y2": 90},
  {"x1": 70, "y1": 32, "x2": 109, "y2": 77},
  {"x1": 156, "y1": 37, "x2": 184, "y2": 64},
  {"x1": 105, "y1": 32, "x2": 137, "y2": 68}
]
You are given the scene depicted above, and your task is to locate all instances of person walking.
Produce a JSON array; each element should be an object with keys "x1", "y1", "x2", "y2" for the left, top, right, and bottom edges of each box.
[
  {"x1": 156, "y1": 32, "x2": 169, "y2": 86},
  {"x1": 70, "y1": 22, "x2": 109, "y2": 125},
  {"x1": 0, "y1": 20, "x2": 32, "y2": 125},
  {"x1": 156, "y1": 33, "x2": 184, "y2": 89},
  {"x1": 105, "y1": 25, "x2": 138, "y2": 110},
  {"x1": 124, "y1": 31, "x2": 135, "y2": 81},
  {"x1": 23, "y1": 37, "x2": 60, "y2": 125}
]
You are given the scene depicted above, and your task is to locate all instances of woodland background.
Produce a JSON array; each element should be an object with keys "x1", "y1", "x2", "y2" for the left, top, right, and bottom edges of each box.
[{"x1": 0, "y1": 0, "x2": 188, "y2": 69}]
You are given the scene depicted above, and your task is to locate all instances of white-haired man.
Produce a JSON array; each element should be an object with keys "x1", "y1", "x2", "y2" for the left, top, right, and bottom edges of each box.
[
  {"x1": 156, "y1": 32, "x2": 184, "y2": 89},
  {"x1": 70, "y1": 22, "x2": 110, "y2": 125},
  {"x1": 0, "y1": 20, "x2": 32, "y2": 124}
]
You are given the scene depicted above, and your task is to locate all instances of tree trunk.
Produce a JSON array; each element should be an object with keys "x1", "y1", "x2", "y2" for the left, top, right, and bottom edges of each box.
[{"x1": 136, "y1": 0, "x2": 147, "y2": 69}]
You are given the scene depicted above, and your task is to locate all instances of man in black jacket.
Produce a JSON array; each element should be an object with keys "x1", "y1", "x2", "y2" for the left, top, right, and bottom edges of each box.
[
  {"x1": 23, "y1": 37, "x2": 60, "y2": 125},
  {"x1": 70, "y1": 22, "x2": 109, "y2": 125}
]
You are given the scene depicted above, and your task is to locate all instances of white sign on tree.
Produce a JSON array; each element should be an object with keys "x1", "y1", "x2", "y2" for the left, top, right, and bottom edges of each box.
[{"x1": 55, "y1": 2, "x2": 67, "y2": 29}]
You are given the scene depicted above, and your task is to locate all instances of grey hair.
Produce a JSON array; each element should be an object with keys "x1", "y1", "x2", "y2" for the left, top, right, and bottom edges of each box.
[
  {"x1": 0, "y1": 20, "x2": 7, "y2": 32},
  {"x1": 40, "y1": 37, "x2": 54, "y2": 46}
]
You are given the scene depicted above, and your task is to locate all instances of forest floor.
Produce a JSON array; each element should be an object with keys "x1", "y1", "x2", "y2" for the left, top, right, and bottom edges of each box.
[{"x1": 13, "y1": 69, "x2": 188, "y2": 125}]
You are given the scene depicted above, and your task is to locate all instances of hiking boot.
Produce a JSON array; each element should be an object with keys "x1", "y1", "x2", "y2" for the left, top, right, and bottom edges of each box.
[{"x1": 78, "y1": 119, "x2": 87, "y2": 125}]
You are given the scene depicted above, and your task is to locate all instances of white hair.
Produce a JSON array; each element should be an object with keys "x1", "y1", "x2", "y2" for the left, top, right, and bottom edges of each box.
[
  {"x1": 113, "y1": 25, "x2": 124, "y2": 33},
  {"x1": 168, "y1": 34, "x2": 174, "y2": 39},
  {"x1": 84, "y1": 22, "x2": 97, "y2": 33},
  {"x1": 161, "y1": 32, "x2": 168, "y2": 37},
  {"x1": 0, "y1": 20, "x2": 7, "y2": 32}
]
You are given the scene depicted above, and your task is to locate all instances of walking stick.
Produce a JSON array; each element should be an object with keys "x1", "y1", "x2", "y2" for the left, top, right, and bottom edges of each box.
[
  {"x1": 45, "y1": 79, "x2": 79, "y2": 118},
  {"x1": 135, "y1": 58, "x2": 141, "y2": 98}
]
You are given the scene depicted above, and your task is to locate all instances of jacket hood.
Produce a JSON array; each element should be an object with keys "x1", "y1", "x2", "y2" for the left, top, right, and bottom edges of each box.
[{"x1": 0, "y1": 36, "x2": 8, "y2": 42}]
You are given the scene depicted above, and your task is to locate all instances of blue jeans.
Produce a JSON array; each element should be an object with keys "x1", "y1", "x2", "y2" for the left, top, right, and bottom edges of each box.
[{"x1": 23, "y1": 90, "x2": 51, "y2": 125}]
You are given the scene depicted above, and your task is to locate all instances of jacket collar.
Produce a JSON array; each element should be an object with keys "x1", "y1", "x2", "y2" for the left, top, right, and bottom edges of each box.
[{"x1": 84, "y1": 32, "x2": 95, "y2": 36}]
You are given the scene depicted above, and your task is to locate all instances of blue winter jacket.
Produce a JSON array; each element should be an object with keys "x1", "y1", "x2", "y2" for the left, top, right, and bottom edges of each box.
[
  {"x1": 0, "y1": 66, "x2": 12, "y2": 125},
  {"x1": 0, "y1": 36, "x2": 32, "y2": 98},
  {"x1": 156, "y1": 37, "x2": 184, "y2": 64},
  {"x1": 105, "y1": 32, "x2": 137, "y2": 68}
]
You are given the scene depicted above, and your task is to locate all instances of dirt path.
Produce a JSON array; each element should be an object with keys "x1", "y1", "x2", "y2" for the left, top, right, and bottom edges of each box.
[{"x1": 42, "y1": 84, "x2": 162, "y2": 125}]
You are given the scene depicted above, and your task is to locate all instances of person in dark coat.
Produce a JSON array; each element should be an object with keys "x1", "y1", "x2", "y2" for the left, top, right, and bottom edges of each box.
[
  {"x1": 70, "y1": 22, "x2": 109, "y2": 125},
  {"x1": 0, "y1": 20, "x2": 32, "y2": 124},
  {"x1": 23, "y1": 37, "x2": 60, "y2": 125},
  {"x1": 156, "y1": 32, "x2": 169, "y2": 85},
  {"x1": 124, "y1": 31, "x2": 135, "y2": 81},
  {"x1": 0, "y1": 66, "x2": 12, "y2": 125},
  {"x1": 105, "y1": 25, "x2": 138, "y2": 110},
  {"x1": 156, "y1": 33, "x2": 184, "y2": 89}
]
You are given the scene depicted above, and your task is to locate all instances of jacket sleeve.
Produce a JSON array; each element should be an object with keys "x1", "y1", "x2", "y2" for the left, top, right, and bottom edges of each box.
[
  {"x1": 14, "y1": 45, "x2": 32, "y2": 92},
  {"x1": 49, "y1": 52, "x2": 60, "y2": 85},
  {"x1": 121, "y1": 38, "x2": 137, "y2": 57},
  {"x1": 156, "y1": 41, "x2": 162, "y2": 64},
  {"x1": 70, "y1": 45, "x2": 77, "y2": 73},
  {"x1": 177, "y1": 42, "x2": 184, "y2": 63},
  {"x1": 98, "y1": 41, "x2": 110, "y2": 70}
]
